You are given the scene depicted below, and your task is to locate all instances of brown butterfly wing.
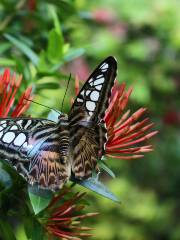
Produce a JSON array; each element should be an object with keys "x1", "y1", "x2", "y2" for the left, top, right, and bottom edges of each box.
[
  {"x1": 0, "y1": 118, "x2": 71, "y2": 190},
  {"x1": 28, "y1": 131, "x2": 71, "y2": 190},
  {"x1": 70, "y1": 123, "x2": 107, "y2": 179},
  {"x1": 69, "y1": 57, "x2": 117, "y2": 179}
]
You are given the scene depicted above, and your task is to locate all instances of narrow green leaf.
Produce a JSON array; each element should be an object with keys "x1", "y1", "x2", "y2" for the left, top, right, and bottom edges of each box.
[
  {"x1": 4, "y1": 34, "x2": 39, "y2": 65},
  {"x1": 47, "y1": 29, "x2": 64, "y2": 63},
  {"x1": 98, "y1": 160, "x2": 116, "y2": 178},
  {"x1": 0, "y1": 220, "x2": 17, "y2": 240},
  {"x1": 36, "y1": 82, "x2": 60, "y2": 90},
  {"x1": 31, "y1": 220, "x2": 45, "y2": 240},
  {"x1": 0, "y1": 58, "x2": 16, "y2": 66},
  {"x1": 71, "y1": 176, "x2": 120, "y2": 203},
  {"x1": 48, "y1": 4, "x2": 61, "y2": 34},
  {"x1": 24, "y1": 217, "x2": 45, "y2": 240},
  {"x1": 28, "y1": 185, "x2": 53, "y2": 215},
  {"x1": 47, "y1": 0, "x2": 76, "y2": 15},
  {"x1": 63, "y1": 48, "x2": 85, "y2": 62}
]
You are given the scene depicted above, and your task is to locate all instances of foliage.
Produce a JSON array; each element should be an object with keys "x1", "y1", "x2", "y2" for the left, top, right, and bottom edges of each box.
[{"x1": 0, "y1": 0, "x2": 180, "y2": 239}]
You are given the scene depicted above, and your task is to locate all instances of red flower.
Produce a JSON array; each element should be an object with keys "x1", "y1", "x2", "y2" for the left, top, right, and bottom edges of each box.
[
  {"x1": 75, "y1": 79, "x2": 158, "y2": 160},
  {"x1": 105, "y1": 83, "x2": 158, "y2": 160},
  {"x1": 43, "y1": 188, "x2": 98, "y2": 240},
  {"x1": 0, "y1": 68, "x2": 32, "y2": 117}
]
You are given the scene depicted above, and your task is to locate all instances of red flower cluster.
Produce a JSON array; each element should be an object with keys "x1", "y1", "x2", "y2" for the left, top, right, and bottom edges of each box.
[
  {"x1": 105, "y1": 83, "x2": 158, "y2": 160},
  {"x1": 0, "y1": 69, "x2": 32, "y2": 117},
  {"x1": 44, "y1": 188, "x2": 98, "y2": 240}
]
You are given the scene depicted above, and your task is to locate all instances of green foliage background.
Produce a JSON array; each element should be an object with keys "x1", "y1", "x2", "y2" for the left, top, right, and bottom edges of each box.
[{"x1": 0, "y1": 0, "x2": 180, "y2": 239}]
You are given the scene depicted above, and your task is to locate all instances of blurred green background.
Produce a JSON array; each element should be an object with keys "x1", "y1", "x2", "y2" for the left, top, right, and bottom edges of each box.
[{"x1": 0, "y1": 0, "x2": 180, "y2": 239}]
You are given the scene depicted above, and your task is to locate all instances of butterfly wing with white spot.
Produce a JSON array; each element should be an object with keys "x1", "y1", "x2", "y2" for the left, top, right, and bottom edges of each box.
[
  {"x1": 0, "y1": 118, "x2": 71, "y2": 190},
  {"x1": 69, "y1": 56, "x2": 117, "y2": 179},
  {"x1": 69, "y1": 56, "x2": 117, "y2": 122}
]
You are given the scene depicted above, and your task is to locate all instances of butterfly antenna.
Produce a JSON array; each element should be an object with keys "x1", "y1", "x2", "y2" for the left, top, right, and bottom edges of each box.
[
  {"x1": 61, "y1": 73, "x2": 71, "y2": 112},
  {"x1": 25, "y1": 98, "x2": 60, "y2": 114}
]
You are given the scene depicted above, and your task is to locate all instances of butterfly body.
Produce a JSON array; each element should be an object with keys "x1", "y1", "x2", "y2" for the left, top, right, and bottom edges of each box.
[{"x1": 0, "y1": 56, "x2": 117, "y2": 190}]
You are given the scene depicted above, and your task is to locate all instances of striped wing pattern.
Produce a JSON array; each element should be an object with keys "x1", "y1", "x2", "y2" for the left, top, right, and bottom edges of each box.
[
  {"x1": 69, "y1": 56, "x2": 117, "y2": 179},
  {"x1": 0, "y1": 118, "x2": 71, "y2": 190},
  {"x1": 0, "y1": 56, "x2": 117, "y2": 190},
  {"x1": 69, "y1": 57, "x2": 117, "y2": 122}
]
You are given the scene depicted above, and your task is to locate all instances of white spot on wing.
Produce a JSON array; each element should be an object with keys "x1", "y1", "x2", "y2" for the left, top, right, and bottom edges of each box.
[
  {"x1": 23, "y1": 142, "x2": 28, "y2": 148},
  {"x1": 0, "y1": 121, "x2": 6, "y2": 124},
  {"x1": 95, "y1": 85, "x2": 102, "y2": 90},
  {"x1": 90, "y1": 91, "x2": 99, "y2": 101},
  {"x1": 3, "y1": 132, "x2": 15, "y2": 143},
  {"x1": 17, "y1": 120, "x2": 23, "y2": 125},
  {"x1": 100, "y1": 63, "x2": 109, "y2": 70},
  {"x1": 0, "y1": 126, "x2": 3, "y2": 131},
  {"x1": 25, "y1": 120, "x2": 32, "y2": 129},
  {"x1": 89, "y1": 78, "x2": 93, "y2": 83},
  {"x1": 86, "y1": 90, "x2": 91, "y2": 96},
  {"x1": 14, "y1": 133, "x2": 26, "y2": 146},
  {"x1": 77, "y1": 98, "x2": 83, "y2": 102},
  {"x1": 96, "y1": 74, "x2": 103, "y2": 79},
  {"x1": 94, "y1": 78, "x2": 104, "y2": 85},
  {"x1": 86, "y1": 101, "x2": 96, "y2": 111},
  {"x1": 10, "y1": 125, "x2": 18, "y2": 130},
  {"x1": 0, "y1": 131, "x2": 3, "y2": 138},
  {"x1": 80, "y1": 90, "x2": 85, "y2": 96}
]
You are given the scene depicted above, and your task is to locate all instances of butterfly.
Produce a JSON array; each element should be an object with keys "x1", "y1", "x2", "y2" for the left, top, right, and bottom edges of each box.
[{"x1": 0, "y1": 56, "x2": 117, "y2": 191}]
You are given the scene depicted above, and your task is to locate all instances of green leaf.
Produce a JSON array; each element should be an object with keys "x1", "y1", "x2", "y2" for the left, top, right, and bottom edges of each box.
[
  {"x1": 63, "y1": 48, "x2": 85, "y2": 62},
  {"x1": 0, "y1": 42, "x2": 11, "y2": 54},
  {"x1": 28, "y1": 185, "x2": 53, "y2": 215},
  {"x1": 37, "y1": 51, "x2": 51, "y2": 73},
  {"x1": 36, "y1": 82, "x2": 60, "y2": 90},
  {"x1": 31, "y1": 221, "x2": 45, "y2": 240},
  {"x1": 71, "y1": 176, "x2": 120, "y2": 203},
  {"x1": 24, "y1": 217, "x2": 45, "y2": 240},
  {"x1": 47, "y1": 0, "x2": 76, "y2": 15},
  {"x1": 47, "y1": 29, "x2": 64, "y2": 63},
  {"x1": 4, "y1": 34, "x2": 39, "y2": 65},
  {"x1": 0, "y1": 58, "x2": 16, "y2": 66},
  {"x1": 48, "y1": 4, "x2": 61, "y2": 34},
  {"x1": 0, "y1": 162, "x2": 12, "y2": 189},
  {"x1": 47, "y1": 47, "x2": 85, "y2": 71},
  {"x1": 0, "y1": 220, "x2": 17, "y2": 240},
  {"x1": 98, "y1": 160, "x2": 116, "y2": 178}
]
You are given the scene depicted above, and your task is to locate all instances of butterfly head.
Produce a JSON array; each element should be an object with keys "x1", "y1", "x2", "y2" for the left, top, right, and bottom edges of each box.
[{"x1": 58, "y1": 112, "x2": 68, "y2": 123}]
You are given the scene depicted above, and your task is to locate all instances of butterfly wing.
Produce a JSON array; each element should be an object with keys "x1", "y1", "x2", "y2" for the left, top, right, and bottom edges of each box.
[
  {"x1": 69, "y1": 56, "x2": 117, "y2": 122},
  {"x1": 0, "y1": 118, "x2": 71, "y2": 190},
  {"x1": 69, "y1": 56, "x2": 117, "y2": 179},
  {"x1": 69, "y1": 123, "x2": 107, "y2": 179}
]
